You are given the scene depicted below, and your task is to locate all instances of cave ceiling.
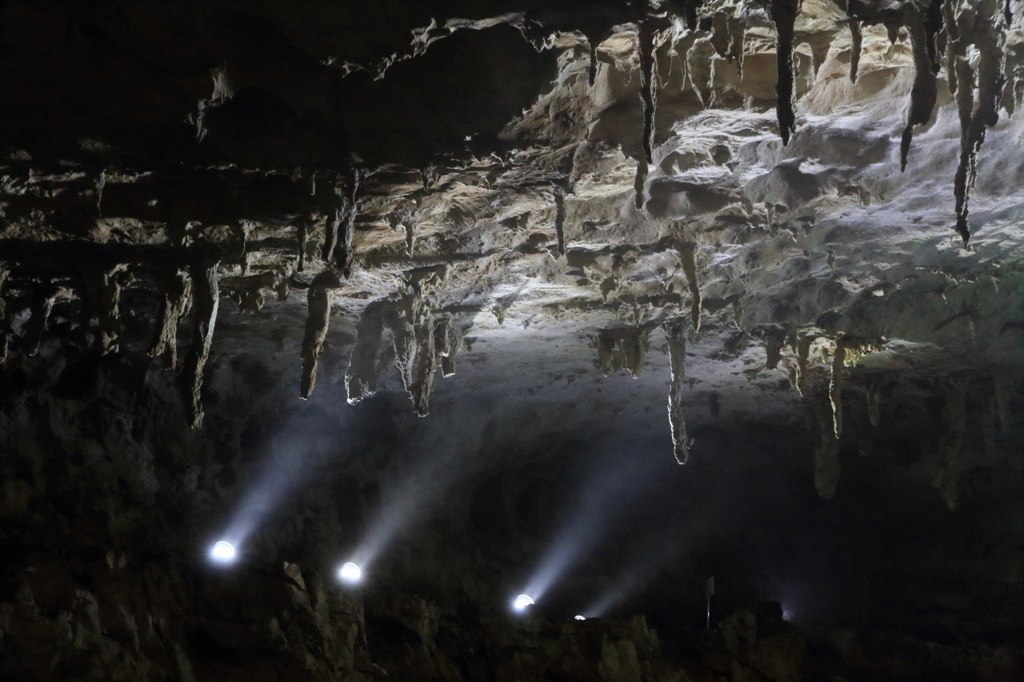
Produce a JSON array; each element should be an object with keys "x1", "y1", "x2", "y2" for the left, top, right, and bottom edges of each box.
[{"x1": 1, "y1": 0, "x2": 1023, "y2": 505}]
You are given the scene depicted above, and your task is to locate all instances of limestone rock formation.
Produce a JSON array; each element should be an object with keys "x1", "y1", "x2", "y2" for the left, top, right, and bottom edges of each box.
[{"x1": 1, "y1": 1, "x2": 1022, "y2": 680}]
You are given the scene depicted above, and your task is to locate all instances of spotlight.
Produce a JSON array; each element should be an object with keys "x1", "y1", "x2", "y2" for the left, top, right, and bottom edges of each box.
[
  {"x1": 513, "y1": 594, "x2": 534, "y2": 611},
  {"x1": 210, "y1": 540, "x2": 236, "y2": 563},
  {"x1": 574, "y1": 615, "x2": 586, "y2": 621},
  {"x1": 338, "y1": 562, "x2": 362, "y2": 583}
]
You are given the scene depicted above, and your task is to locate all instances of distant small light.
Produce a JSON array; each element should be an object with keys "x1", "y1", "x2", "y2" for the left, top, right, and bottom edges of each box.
[
  {"x1": 574, "y1": 615, "x2": 586, "y2": 621},
  {"x1": 513, "y1": 594, "x2": 534, "y2": 611},
  {"x1": 210, "y1": 541, "x2": 236, "y2": 563},
  {"x1": 338, "y1": 562, "x2": 362, "y2": 583}
]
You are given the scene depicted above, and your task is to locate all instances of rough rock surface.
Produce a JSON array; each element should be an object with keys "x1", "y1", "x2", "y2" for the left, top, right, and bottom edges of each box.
[{"x1": 1, "y1": 1, "x2": 1023, "y2": 680}]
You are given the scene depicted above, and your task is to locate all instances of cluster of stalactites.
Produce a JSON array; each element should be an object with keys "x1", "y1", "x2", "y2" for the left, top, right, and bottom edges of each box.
[
  {"x1": 342, "y1": 266, "x2": 460, "y2": 417},
  {"x1": 791, "y1": 327, "x2": 887, "y2": 499},
  {"x1": 320, "y1": 169, "x2": 361, "y2": 277},
  {"x1": 595, "y1": 327, "x2": 652, "y2": 378},
  {"x1": 844, "y1": 0, "x2": 1011, "y2": 243},
  {"x1": 0, "y1": 253, "x2": 221, "y2": 430},
  {"x1": 624, "y1": 0, "x2": 1014, "y2": 243}
]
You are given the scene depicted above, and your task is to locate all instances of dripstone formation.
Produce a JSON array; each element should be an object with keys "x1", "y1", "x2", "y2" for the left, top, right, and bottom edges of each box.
[{"x1": 1, "y1": 1, "x2": 1022, "y2": 681}]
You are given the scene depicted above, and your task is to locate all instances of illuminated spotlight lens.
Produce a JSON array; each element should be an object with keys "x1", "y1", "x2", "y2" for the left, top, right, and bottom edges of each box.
[
  {"x1": 210, "y1": 541, "x2": 236, "y2": 563},
  {"x1": 513, "y1": 594, "x2": 534, "y2": 611},
  {"x1": 339, "y1": 562, "x2": 362, "y2": 583},
  {"x1": 574, "y1": 615, "x2": 586, "y2": 621}
]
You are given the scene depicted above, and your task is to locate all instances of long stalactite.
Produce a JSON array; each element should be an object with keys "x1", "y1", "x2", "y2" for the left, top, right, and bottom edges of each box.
[
  {"x1": 635, "y1": 20, "x2": 658, "y2": 209},
  {"x1": 829, "y1": 335, "x2": 847, "y2": 438},
  {"x1": 679, "y1": 243, "x2": 702, "y2": 333},
  {"x1": 182, "y1": 258, "x2": 220, "y2": 429},
  {"x1": 149, "y1": 267, "x2": 192, "y2": 368},
  {"x1": 766, "y1": 0, "x2": 801, "y2": 146},
  {"x1": 299, "y1": 271, "x2": 342, "y2": 400},
  {"x1": 666, "y1": 319, "x2": 693, "y2": 464},
  {"x1": 900, "y1": 3, "x2": 940, "y2": 171},
  {"x1": 346, "y1": 301, "x2": 388, "y2": 405},
  {"x1": 813, "y1": 398, "x2": 841, "y2": 500},
  {"x1": 950, "y1": 1, "x2": 1008, "y2": 245}
]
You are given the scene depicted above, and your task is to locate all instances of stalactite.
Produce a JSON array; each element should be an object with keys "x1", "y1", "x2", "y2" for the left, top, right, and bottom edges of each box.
[
  {"x1": 795, "y1": 332, "x2": 814, "y2": 397},
  {"x1": 405, "y1": 219, "x2": 416, "y2": 257},
  {"x1": 934, "y1": 379, "x2": 966, "y2": 511},
  {"x1": 754, "y1": 324, "x2": 788, "y2": 370},
  {"x1": 664, "y1": 0, "x2": 698, "y2": 30},
  {"x1": 687, "y1": 38, "x2": 718, "y2": 108},
  {"x1": 554, "y1": 186, "x2": 567, "y2": 258},
  {"x1": 390, "y1": 296, "x2": 436, "y2": 418},
  {"x1": 679, "y1": 243, "x2": 701, "y2": 333},
  {"x1": 82, "y1": 264, "x2": 132, "y2": 355},
  {"x1": 385, "y1": 265, "x2": 448, "y2": 417},
  {"x1": 900, "y1": 5, "x2": 939, "y2": 172},
  {"x1": 805, "y1": 33, "x2": 833, "y2": 83},
  {"x1": 943, "y1": 0, "x2": 961, "y2": 96},
  {"x1": 323, "y1": 206, "x2": 340, "y2": 266},
  {"x1": 813, "y1": 399, "x2": 841, "y2": 500},
  {"x1": 923, "y1": 0, "x2": 944, "y2": 71},
  {"x1": 711, "y1": 13, "x2": 730, "y2": 58},
  {"x1": 884, "y1": 19, "x2": 901, "y2": 47},
  {"x1": 346, "y1": 301, "x2": 388, "y2": 405},
  {"x1": 829, "y1": 336, "x2": 846, "y2": 438},
  {"x1": 620, "y1": 328, "x2": 650, "y2": 379},
  {"x1": 666, "y1": 320, "x2": 692, "y2": 464},
  {"x1": 766, "y1": 0, "x2": 800, "y2": 145},
  {"x1": 596, "y1": 330, "x2": 619, "y2": 375},
  {"x1": 149, "y1": 268, "x2": 191, "y2": 368},
  {"x1": 336, "y1": 170, "x2": 361, "y2": 277},
  {"x1": 594, "y1": 328, "x2": 649, "y2": 378},
  {"x1": 321, "y1": 169, "x2": 360, "y2": 274},
  {"x1": 952, "y1": 4, "x2": 1007, "y2": 245},
  {"x1": 708, "y1": 11, "x2": 746, "y2": 76},
  {"x1": 635, "y1": 21, "x2": 658, "y2": 210},
  {"x1": 299, "y1": 271, "x2": 341, "y2": 400},
  {"x1": 181, "y1": 259, "x2": 219, "y2": 430},
  {"x1": 731, "y1": 15, "x2": 746, "y2": 78},
  {"x1": 434, "y1": 316, "x2": 460, "y2": 378},
  {"x1": 849, "y1": 18, "x2": 862, "y2": 83},
  {"x1": 588, "y1": 35, "x2": 599, "y2": 87},
  {"x1": 296, "y1": 219, "x2": 307, "y2": 272}
]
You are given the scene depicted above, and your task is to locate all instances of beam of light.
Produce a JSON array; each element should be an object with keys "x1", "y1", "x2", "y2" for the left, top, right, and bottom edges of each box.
[
  {"x1": 519, "y1": 446, "x2": 657, "y2": 603},
  {"x1": 582, "y1": 514, "x2": 693, "y2": 618},
  {"x1": 210, "y1": 540, "x2": 236, "y2": 563},
  {"x1": 338, "y1": 562, "x2": 362, "y2": 583},
  {"x1": 348, "y1": 437, "x2": 469, "y2": 572},
  {"x1": 513, "y1": 594, "x2": 534, "y2": 611},
  {"x1": 216, "y1": 411, "x2": 341, "y2": 554},
  {"x1": 585, "y1": 586, "x2": 630, "y2": 617}
]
